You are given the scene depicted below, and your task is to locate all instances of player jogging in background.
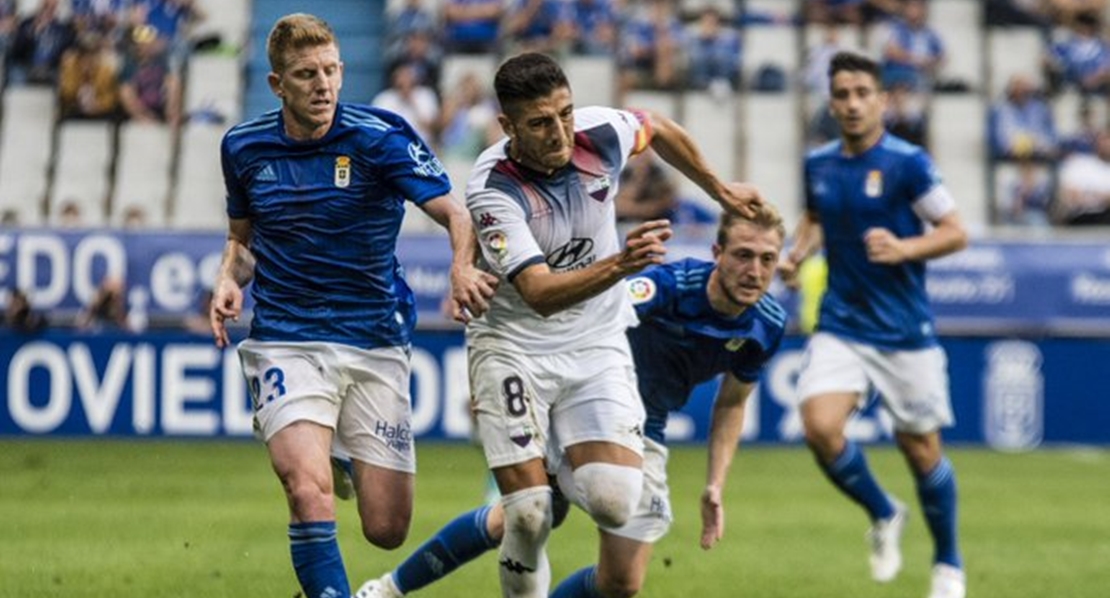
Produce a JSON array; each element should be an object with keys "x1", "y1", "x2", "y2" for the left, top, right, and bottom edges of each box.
[
  {"x1": 458, "y1": 52, "x2": 763, "y2": 598},
  {"x1": 354, "y1": 205, "x2": 787, "y2": 598},
  {"x1": 779, "y1": 50, "x2": 969, "y2": 598},
  {"x1": 208, "y1": 13, "x2": 496, "y2": 598}
]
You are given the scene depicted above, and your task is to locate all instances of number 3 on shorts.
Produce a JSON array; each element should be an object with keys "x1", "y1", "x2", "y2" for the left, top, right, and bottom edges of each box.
[
  {"x1": 250, "y1": 367, "x2": 287, "y2": 410},
  {"x1": 502, "y1": 375, "x2": 528, "y2": 418}
]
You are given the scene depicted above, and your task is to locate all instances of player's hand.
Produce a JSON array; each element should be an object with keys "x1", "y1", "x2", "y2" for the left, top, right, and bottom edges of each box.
[
  {"x1": 700, "y1": 484, "x2": 725, "y2": 550},
  {"x1": 864, "y1": 227, "x2": 909, "y2": 265},
  {"x1": 618, "y1": 219, "x2": 673, "y2": 274},
  {"x1": 777, "y1": 257, "x2": 802, "y2": 290},
  {"x1": 210, "y1": 278, "x2": 242, "y2": 348},
  {"x1": 718, "y1": 182, "x2": 764, "y2": 219},
  {"x1": 450, "y1": 264, "x2": 499, "y2": 323}
]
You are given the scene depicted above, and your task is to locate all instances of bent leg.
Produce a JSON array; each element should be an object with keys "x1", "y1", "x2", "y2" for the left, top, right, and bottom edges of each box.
[
  {"x1": 551, "y1": 532, "x2": 653, "y2": 598},
  {"x1": 563, "y1": 441, "x2": 644, "y2": 530},
  {"x1": 897, "y1": 431, "x2": 962, "y2": 569},
  {"x1": 352, "y1": 461, "x2": 414, "y2": 549},
  {"x1": 495, "y1": 459, "x2": 554, "y2": 598}
]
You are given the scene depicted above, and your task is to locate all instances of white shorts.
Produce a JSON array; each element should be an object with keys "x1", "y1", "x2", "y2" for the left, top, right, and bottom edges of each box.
[
  {"x1": 606, "y1": 437, "x2": 672, "y2": 542},
  {"x1": 237, "y1": 339, "x2": 416, "y2": 473},
  {"x1": 470, "y1": 335, "x2": 646, "y2": 469},
  {"x1": 795, "y1": 332, "x2": 953, "y2": 433}
]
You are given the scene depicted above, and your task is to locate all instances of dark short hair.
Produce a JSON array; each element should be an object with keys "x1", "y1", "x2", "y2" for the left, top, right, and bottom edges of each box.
[
  {"x1": 494, "y1": 52, "x2": 570, "y2": 116},
  {"x1": 828, "y1": 51, "x2": 882, "y2": 90}
]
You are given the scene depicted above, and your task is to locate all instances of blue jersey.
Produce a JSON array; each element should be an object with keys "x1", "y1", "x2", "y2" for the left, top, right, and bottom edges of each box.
[
  {"x1": 805, "y1": 133, "x2": 950, "y2": 350},
  {"x1": 221, "y1": 103, "x2": 451, "y2": 348},
  {"x1": 626, "y1": 259, "x2": 787, "y2": 444}
]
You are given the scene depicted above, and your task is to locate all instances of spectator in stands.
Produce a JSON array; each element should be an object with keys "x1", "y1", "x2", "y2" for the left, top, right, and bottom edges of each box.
[
  {"x1": 57, "y1": 201, "x2": 84, "y2": 227},
  {"x1": 503, "y1": 0, "x2": 576, "y2": 54},
  {"x1": 684, "y1": 6, "x2": 742, "y2": 94},
  {"x1": 1059, "y1": 100, "x2": 1101, "y2": 155},
  {"x1": 1044, "y1": 9, "x2": 1110, "y2": 95},
  {"x1": 989, "y1": 74, "x2": 1057, "y2": 161},
  {"x1": 1055, "y1": 128, "x2": 1110, "y2": 224},
  {"x1": 372, "y1": 63, "x2": 440, "y2": 144},
  {"x1": 804, "y1": 0, "x2": 899, "y2": 27},
  {"x1": 1045, "y1": 0, "x2": 1109, "y2": 27},
  {"x1": 878, "y1": 0, "x2": 945, "y2": 92},
  {"x1": 71, "y1": 0, "x2": 127, "y2": 38},
  {"x1": 0, "y1": 0, "x2": 17, "y2": 60},
  {"x1": 118, "y1": 26, "x2": 182, "y2": 126},
  {"x1": 0, "y1": 209, "x2": 17, "y2": 227},
  {"x1": 438, "y1": 71, "x2": 500, "y2": 160},
  {"x1": 5, "y1": 289, "x2": 47, "y2": 334},
  {"x1": 122, "y1": 206, "x2": 148, "y2": 229},
  {"x1": 884, "y1": 80, "x2": 929, "y2": 149},
  {"x1": 57, "y1": 33, "x2": 121, "y2": 121},
  {"x1": 618, "y1": 0, "x2": 683, "y2": 93},
  {"x1": 999, "y1": 160, "x2": 1054, "y2": 226},
  {"x1": 569, "y1": 0, "x2": 618, "y2": 55},
  {"x1": 385, "y1": 0, "x2": 439, "y2": 58},
  {"x1": 76, "y1": 276, "x2": 131, "y2": 331},
  {"x1": 615, "y1": 151, "x2": 678, "y2": 224},
  {"x1": 442, "y1": 0, "x2": 504, "y2": 54},
  {"x1": 385, "y1": 30, "x2": 442, "y2": 93},
  {"x1": 133, "y1": 0, "x2": 205, "y2": 67},
  {"x1": 7, "y1": 0, "x2": 75, "y2": 86}
]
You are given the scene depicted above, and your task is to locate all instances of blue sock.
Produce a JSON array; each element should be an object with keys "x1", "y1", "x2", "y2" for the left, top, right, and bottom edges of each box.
[
  {"x1": 916, "y1": 457, "x2": 962, "y2": 569},
  {"x1": 289, "y1": 521, "x2": 349, "y2": 598},
  {"x1": 820, "y1": 440, "x2": 896, "y2": 521},
  {"x1": 394, "y1": 505, "x2": 500, "y2": 594},
  {"x1": 550, "y1": 565, "x2": 604, "y2": 598}
]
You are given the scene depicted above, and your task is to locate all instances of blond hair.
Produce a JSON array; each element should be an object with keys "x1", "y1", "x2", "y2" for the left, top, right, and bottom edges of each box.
[
  {"x1": 266, "y1": 13, "x2": 337, "y2": 74},
  {"x1": 716, "y1": 202, "x2": 786, "y2": 247}
]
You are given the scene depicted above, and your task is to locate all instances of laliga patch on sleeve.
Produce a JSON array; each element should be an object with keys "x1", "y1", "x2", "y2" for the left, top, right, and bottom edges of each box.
[
  {"x1": 484, "y1": 231, "x2": 508, "y2": 263},
  {"x1": 626, "y1": 277, "x2": 656, "y2": 304}
]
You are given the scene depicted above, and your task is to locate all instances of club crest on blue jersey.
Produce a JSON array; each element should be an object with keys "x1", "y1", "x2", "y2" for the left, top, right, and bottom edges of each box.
[
  {"x1": 408, "y1": 141, "x2": 445, "y2": 177},
  {"x1": 626, "y1": 276, "x2": 656, "y2": 304},
  {"x1": 334, "y1": 156, "x2": 351, "y2": 188},
  {"x1": 865, "y1": 169, "x2": 883, "y2": 197}
]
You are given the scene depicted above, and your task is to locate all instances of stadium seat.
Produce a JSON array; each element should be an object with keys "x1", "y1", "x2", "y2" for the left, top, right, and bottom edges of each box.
[
  {"x1": 441, "y1": 54, "x2": 498, "y2": 96},
  {"x1": 987, "y1": 27, "x2": 1045, "y2": 97},
  {"x1": 931, "y1": 0, "x2": 982, "y2": 92},
  {"x1": 679, "y1": 91, "x2": 738, "y2": 210},
  {"x1": 742, "y1": 23, "x2": 800, "y2": 92},
  {"x1": 743, "y1": 94, "x2": 803, "y2": 227},
  {"x1": 49, "y1": 120, "x2": 116, "y2": 227},
  {"x1": 931, "y1": 94, "x2": 989, "y2": 233},
  {"x1": 185, "y1": 53, "x2": 244, "y2": 125},
  {"x1": 565, "y1": 55, "x2": 617, "y2": 108},
  {"x1": 171, "y1": 122, "x2": 229, "y2": 230},
  {"x1": 193, "y1": 0, "x2": 252, "y2": 50},
  {"x1": 0, "y1": 87, "x2": 56, "y2": 226},
  {"x1": 111, "y1": 122, "x2": 175, "y2": 228}
]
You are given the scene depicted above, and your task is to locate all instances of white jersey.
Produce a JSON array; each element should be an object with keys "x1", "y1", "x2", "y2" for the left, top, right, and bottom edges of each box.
[{"x1": 466, "y1": 106, "x2": 651, "y2": 353}]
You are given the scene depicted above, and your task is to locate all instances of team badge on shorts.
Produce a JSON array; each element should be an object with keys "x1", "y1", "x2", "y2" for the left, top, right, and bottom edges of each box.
[
  {"x1": 865, "y1": 169, "x2": 883, "y2": 197},
  {"x1": 509, "y1": 424, "x2": 534, "y2": 448},
  {"x1": 626, "y1": 277, "x2": 656, "y2": 304},
  {"x1": 335, "y1": 156, "x2": 351, "y2": 188}
]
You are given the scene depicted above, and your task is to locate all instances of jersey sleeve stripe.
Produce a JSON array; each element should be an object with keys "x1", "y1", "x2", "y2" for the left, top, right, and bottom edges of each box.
[{"x1": 506, "y1": 255, "x2": 546, "y2": 282}]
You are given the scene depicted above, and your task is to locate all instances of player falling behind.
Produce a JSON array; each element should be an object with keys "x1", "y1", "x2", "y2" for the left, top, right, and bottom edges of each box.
[
  {"x1": 460, "y1": 52, "x2": 763, "y2": 598},
  {"x1": 354, "y1": 205, "x2": 788, "y2": 598},
  {"x1": 209, "y1": 13, "x2": 496, "y2": 598},
  {"x1": 779, "y1": 50, "x2": 968, "y2": 598}
]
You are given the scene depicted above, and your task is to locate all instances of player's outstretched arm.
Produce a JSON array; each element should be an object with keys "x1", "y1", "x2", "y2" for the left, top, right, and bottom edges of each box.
[
  {"x1": 422, "y1": 194, "x2": 499, "y2": 322},
  {"x1": 513, "y1": 219, "x2": 672, "y2": 317},
  {"x1": 701, "y1": 373, "x2": 754, "y2": 550},
  {"x1": 643, "y1": 110, "x2": 762, "y2": 218},
  {"x1": 779, "y1": 210, "x2": 823, "y2": 289},
  {"x1": 211, "y1": 218, "x2": 254, "y2": 348}
]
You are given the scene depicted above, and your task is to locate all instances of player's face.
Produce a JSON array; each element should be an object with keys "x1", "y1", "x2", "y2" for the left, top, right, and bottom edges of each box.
[
  {"x1": 269, "y1": 43, "x2": 343, "y2": 140},
  {"x1": 829, "y1": 70, "x2": 886, "y2": 146},
  {"x1": 501, "y1": 87, "x2": 575, "y2": 174},
  {"x1": 713, "y1": 222, "x2": 783, "y2": 308}
]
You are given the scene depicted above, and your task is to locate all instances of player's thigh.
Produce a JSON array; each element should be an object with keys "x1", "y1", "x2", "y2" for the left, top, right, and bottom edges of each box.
[
  {"x1": 470, "y1": 349, "x2": 553, "y2": 470},
  {"x1": 551, "y1": 344, "x2": 645, "y2": 457},
  {"x1": 336, "y1": 344, "x2": 416, "y2": 475},
  {"x1": 866, "y1": 345, "x2": 953, "y2": 434},
  {"x1": 796, "y1": 333, "x2": 868, "y2": 431},
  {"x1": 352, "y1": 460, "x2": 414, "y2": 525},
  {"x1": 238, "y1": 340, "x2": 342, "y2": 442}
]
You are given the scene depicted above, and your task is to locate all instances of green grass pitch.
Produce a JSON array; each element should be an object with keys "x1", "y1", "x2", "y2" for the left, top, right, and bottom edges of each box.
[{"x1": 2, "y1": 440, "x2": 1108, "y2": 597}]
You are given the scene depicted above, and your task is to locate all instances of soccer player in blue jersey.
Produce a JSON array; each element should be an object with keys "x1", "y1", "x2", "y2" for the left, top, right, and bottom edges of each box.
[
  {"x1": 460, "y1": 52, "x2": 763, "y2": 598},
  {"x1": 353, "y1": 205, "x2": 787, "y2": 598},
  {"x1": 208, "y1": 14, "x2": 497, "y2": 598},
  {"x1": 779, "y1": 51, "x2": 969, "y2": 598}
]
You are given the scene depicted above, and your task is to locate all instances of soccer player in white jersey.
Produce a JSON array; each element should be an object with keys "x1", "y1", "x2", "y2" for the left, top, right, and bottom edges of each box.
[
  {"x1": 779, "y1": 51, "x2": 969, "y2": 598},
  {"x1": 208, "y1": 14, "x2": 496, "y2": 598},
  {"x1": 464, "y1": 52, "x2": 762, "y2": 598}
]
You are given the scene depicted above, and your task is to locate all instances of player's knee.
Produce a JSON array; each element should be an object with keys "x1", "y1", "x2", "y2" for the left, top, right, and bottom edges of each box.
[
  {"x1": 280, "y1": 470, "x2": 335, "y2": 521},
  {"x1": 360, "y1": 516, "x2": 409, "y2": 550},
  {"x1": 501, "y1": 486, "x2": 554, "y2": 543},
  {"x1": 574, "y1": 463, "x2": 642, "y2": 529}
]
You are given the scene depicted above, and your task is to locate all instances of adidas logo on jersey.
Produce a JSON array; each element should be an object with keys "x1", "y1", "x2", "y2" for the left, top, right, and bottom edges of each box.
[{"x1": 256, "y1": 163, "x2": 277, "y2": 182}]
